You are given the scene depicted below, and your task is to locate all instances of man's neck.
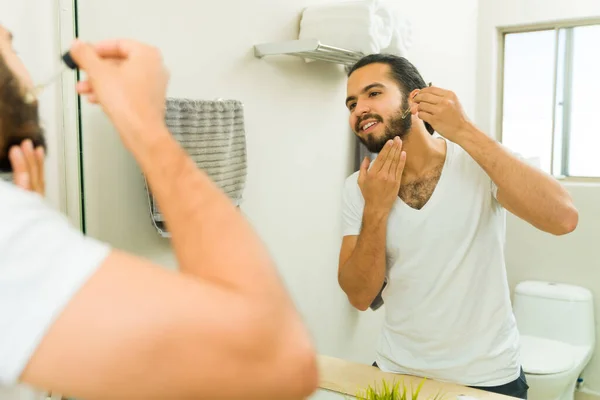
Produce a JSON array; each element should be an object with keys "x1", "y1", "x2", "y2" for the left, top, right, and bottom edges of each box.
[{"x1": 401, "y1": 126, "x2": 446, "y2": 177}]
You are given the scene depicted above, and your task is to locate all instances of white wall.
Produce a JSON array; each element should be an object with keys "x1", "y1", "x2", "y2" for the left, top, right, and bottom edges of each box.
[
  {"x1": 77, "y1": 0, "x2": 478, "y2": 377},
  {"x1": 476, "y1": 0, "x2": 600, "y2": 394}
]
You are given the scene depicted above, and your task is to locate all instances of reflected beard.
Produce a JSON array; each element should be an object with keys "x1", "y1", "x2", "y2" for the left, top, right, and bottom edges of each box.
[
  {"x1": 0, "y1": 56, "x2": 45, "y2": 173},
  {"x1": 358, "y1": 108, "x2": 411, "y2": 154}
]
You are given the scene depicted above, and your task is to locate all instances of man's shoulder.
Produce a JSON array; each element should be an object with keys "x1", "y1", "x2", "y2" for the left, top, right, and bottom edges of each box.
[
  {"x1": 446, "y1": 140, "x2": 483, "y2": 175},
  {"x1": 0, "y1": 180, "x2": 62, "y2": 220},
  {"x1": 0, "y1": 180, "x2": 106, "y2": 251},
  {"x1": 344, "y1": 171, "x2": 360, "y2": 186},
  {"x1": 0, "y1": 184, "x2": 111, "y2": 387},
  {"x1": 343, "y1": 171, "x2": 361, "y2": 198}
]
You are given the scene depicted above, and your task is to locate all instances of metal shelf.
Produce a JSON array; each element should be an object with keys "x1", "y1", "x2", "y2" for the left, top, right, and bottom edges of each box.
[{"x1": 253, "y1": 39, "x2": 363, "y2": 66}]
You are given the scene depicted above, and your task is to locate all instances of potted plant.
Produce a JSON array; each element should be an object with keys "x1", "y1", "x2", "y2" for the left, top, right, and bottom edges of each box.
[{"x1": 355, "y1": 377, "x2": 445, "y2": 400}]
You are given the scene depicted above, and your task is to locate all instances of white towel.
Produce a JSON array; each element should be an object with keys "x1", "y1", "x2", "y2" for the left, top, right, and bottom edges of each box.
[
  {"x1": 298, "y1": 0, "x2": 411, "y2": 57},
  {"x1": 383, "y1": 11, "x2": 412, "y2": 56}
]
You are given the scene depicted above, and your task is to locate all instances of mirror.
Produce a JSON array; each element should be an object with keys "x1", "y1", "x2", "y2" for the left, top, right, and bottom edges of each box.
[{"x1": 8, "y1": 0, "x2": 600, "y2": 399}]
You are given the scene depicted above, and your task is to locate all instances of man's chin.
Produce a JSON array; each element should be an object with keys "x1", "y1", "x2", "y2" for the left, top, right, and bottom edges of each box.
[{"x1": 361, "y1": 140, "x2": 386, "y2": 154}]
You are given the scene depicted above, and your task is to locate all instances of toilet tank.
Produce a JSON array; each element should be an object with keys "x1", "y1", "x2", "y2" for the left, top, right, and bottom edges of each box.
[{"x1": 513, "y1": 280, "x2": 595, "y2": 347}]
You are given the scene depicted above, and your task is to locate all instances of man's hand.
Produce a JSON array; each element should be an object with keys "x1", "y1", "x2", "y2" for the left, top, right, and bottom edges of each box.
[
  {"x1": 358, "y1": 137, "x2": 406, "y2": 216},
  {"x1": 413, "y1": 87, "x2": 472, "y2": 143},
  {"x1": 8, "y1": 139, "x2": 45, "y2": 196},
  {"x1": 69, "y1": 39, "x2": 170, "y2": 154}
]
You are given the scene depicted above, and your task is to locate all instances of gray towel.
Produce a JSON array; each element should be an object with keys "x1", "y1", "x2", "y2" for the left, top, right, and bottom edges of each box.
[{"x1": 145, "y1": 98, "x2": 247, "y2": 237}]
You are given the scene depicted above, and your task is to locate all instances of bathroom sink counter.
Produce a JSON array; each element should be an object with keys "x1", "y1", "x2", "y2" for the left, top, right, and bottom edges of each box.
[{"x1": 317, "y1": 355, "x2": 519, "y2": 399}]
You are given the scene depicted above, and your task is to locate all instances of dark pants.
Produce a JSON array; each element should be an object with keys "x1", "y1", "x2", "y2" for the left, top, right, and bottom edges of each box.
[{"x1": 372, "y1": 362, "x2": 529, "y2": 399}]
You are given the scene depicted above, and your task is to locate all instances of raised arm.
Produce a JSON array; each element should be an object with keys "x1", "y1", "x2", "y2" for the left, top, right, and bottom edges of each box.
[
  {"x1": 458, "y1": 125, "x2": 577, "y2": 235},
  {"x1": 338, "y1": 138, "x2": 405, "y2": 310},
  {"x1": 18, "y1": 40, "x2": 317, "y2": 399},
  {"x1": 414, "y1": 87, "x2": 578, "y2": 235}
]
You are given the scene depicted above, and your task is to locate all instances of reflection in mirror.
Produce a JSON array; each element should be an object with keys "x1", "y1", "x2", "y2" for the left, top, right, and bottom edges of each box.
[
  {"x1": 335, "y1": 13, "x2": 598, "y2": 400},
  {"x1": 9, "y1": 0, "x2": 600, "y2": 399}
]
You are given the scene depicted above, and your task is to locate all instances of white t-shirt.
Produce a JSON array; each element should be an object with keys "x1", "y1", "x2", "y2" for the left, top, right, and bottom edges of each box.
[
  {"x1": 341, "y1": 138, "x2": 521, "y2": 387},
  {"x1": 0, "y1": 180, "x2": 111, "y2": 390}
]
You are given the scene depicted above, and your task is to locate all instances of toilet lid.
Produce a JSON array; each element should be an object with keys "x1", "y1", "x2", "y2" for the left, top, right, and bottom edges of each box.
[{"x1": 520, "y1": 335, "x2": 575, "y2": 374}]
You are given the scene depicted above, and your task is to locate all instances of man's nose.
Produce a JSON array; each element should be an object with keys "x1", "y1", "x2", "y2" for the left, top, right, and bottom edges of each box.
[{"x1": 354, "y1": 101, "x2": 370, "y2": 117}]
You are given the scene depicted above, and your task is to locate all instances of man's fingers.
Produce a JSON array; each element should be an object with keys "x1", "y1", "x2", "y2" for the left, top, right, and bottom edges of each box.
[
  {"x1": 8, "y1": 146, "x2": 30, "y2": 190},
  {"x1": 418, "y1": 111, "x2": 435, "y2": 124},
  {"x1": 8, "y1": 143, "x2": 45, "y2": 195},
  {"x1": 35, "y1": 146, "x2": 45, "y2": 194},
  {"x1": 358, "y1": 156, "x2": 370, "y2": 185},
  {"x1": 360, "y1": 156, "x2": 370, "y2": 172},
  {"x1": 69, "y1": 40, "x2": 105, "y2": 74},
  {"x1": 76, "y1": 81, "x2": 93, "y2": 94},
  {"x1": 22, "y1": 140, "x2": 39, "y2": 192},
  {"x1": 417, "y1": 102, "x2": 438, "y2": 114},
  {"x1": 92, "y1": 39, "x2": 137, "y2": 59},
  {"x1": 87, "y1": 94, "x2": 99, "y2": 104},
  {"x1": 382, "y1": 139, "x2": 398, "y2": 174},
  {"x1": 417, "y1": 86, "x2": 447, "y2": 97},
  {"x1": 396, "y1": 151, "x2": 407, "y2": 181},
  {"x1": 413, "y1": 92, "x2": 442, "y2": 105},
  {"x1": 389, "y1": 138, "x2": 402, "y2": 175},
  {"x1": 373, "y1": 139, "x2": 393, "y2": 171},
  {"x1": 384, "y1": 138, "x2": 401, "y2": 175}
]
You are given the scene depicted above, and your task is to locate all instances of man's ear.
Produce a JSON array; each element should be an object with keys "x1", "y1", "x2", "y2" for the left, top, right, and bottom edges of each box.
[{"x1": 408, "y1": 89, "x2": 420, "y2": 115}]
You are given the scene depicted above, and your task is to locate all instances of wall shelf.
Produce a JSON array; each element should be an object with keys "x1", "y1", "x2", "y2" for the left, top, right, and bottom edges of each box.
[{"x1": 253, "y1": 39, "x2": 363, "y2": 66}]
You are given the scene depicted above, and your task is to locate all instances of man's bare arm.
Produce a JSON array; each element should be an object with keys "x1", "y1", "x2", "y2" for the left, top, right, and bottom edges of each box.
[
  {"x1": 19, "y1": 40, "x2": 318, "y2": 399},
  {"x1": 413, "y1": 87, "x2": 578, "y2": 235},
  {"x1": 338, "y1": 138, "x2": 405, "y2": 311},
  {"x1": 338, "y1": 209, "x2": 388, "y2": 311},
  {"x1": 22, "y1": 251, "x2": 316, "y2": 400},
  {"x1": 460, "y1": 126, "x2": 578, "y2": 235}
]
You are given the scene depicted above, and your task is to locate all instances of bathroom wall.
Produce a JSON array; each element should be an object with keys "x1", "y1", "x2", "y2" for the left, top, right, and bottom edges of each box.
[
  {"x1": 76, "y1": 0, "x2": 478, "y2": 375},
  {"x1": 475, "y1": 0, "x2": 600, "y2": 395}
]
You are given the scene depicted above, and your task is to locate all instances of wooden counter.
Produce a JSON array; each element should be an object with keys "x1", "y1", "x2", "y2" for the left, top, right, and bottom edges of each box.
[{"x1": 317, "y1": 355, "x2": 517, "y2": 399}]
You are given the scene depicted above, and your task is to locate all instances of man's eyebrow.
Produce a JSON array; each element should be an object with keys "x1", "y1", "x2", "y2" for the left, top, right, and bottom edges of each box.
[
  {"x1": 8, "y1": 31, "x2": 13, "y2": 41},
  {"x1": 345, "y1": 83, "x2": 385, "y2": 106}
]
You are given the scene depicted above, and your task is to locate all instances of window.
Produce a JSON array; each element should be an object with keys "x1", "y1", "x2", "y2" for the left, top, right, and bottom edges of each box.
[{"x1": 500, "y1": 22, "x2": 600, "y2": 178}]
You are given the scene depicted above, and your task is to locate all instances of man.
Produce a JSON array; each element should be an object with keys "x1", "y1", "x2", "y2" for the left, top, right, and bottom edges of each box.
[
  {"x1": 338, "y1": 54, "x2": 578, "y2": 399},
  {"x1": 0, "y1": 26, "x2": 318, "y2": 399}
]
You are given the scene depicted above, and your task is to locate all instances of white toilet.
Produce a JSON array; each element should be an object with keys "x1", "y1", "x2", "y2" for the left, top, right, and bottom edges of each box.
[{"x1": 512, "y1": 280, "x2": 595, "y2": 400}]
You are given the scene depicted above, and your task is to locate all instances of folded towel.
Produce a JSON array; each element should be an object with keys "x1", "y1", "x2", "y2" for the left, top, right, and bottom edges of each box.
[
  {"x1": 382, "y1": 12, "x2": 412, "y2": 56},
  {"x1": 300, "y1": 0, "x2": 379, "y2": 20},
  {"x1": 145, "y1": 98, "x2": 247, "y2": 237},
  {"x1": 298, "y1": 0, "x2": 412, "y2": 59},
  {"x1": 298, "y1": 0, "x2": 395, "y2": 56}
]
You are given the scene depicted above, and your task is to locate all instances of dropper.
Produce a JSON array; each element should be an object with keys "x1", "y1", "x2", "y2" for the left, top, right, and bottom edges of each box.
[
  {"x1": 401, "y1": 81, "x2": 433, "y2": 119},
  {"x1": 24, "y1": 51, "x2": 78, "y2": 103}
]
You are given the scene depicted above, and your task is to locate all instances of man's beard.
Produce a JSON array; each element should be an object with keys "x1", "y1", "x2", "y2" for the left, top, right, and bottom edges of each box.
[
  {"x1": 0, "y1": 57, "x2": 46, "y2": 173},
  {"x1": 356, "y1": 107, "x2": 411, "y2": 154}
]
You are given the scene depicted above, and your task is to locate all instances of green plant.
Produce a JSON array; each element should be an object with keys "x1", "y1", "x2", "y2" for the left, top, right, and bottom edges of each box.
[{"x1": 354, "y1": 377, "x2": 445, "y2": 400}]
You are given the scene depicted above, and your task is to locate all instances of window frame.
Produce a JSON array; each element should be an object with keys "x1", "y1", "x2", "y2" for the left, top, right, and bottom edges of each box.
[{"x1": 496, "y1": 17, "x2": 600, "y2": 182}]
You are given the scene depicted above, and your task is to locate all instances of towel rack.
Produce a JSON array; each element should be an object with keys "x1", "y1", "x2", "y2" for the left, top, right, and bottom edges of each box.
[{"x1": 253, "y1": 39, "x2": 363, "y2": 66}]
